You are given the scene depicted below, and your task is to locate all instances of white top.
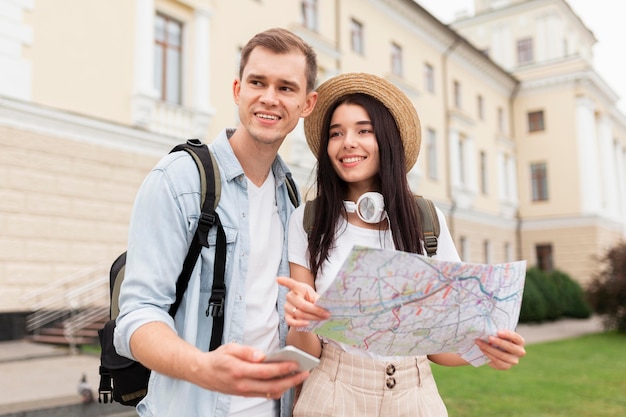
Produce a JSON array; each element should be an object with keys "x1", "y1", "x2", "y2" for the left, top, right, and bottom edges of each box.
[
  {"x1": 288, "y1": 202, "x2": 461, "y2": 360},
  {"x1": 229, "y1": 173, "x2": 281, "y2": 417}
]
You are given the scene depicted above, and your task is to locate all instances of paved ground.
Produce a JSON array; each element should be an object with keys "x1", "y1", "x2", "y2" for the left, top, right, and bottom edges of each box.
[{"x1": 0, "y1": 316, "x2": 605, "y2": 416}]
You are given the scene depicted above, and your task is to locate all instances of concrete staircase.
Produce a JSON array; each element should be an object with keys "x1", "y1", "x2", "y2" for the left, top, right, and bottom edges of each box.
[{"x1": 29, "y1": 311, "x2": 108, "y2": 347}]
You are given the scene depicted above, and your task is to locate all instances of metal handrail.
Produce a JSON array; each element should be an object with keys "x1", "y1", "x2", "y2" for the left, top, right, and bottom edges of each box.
[
  {"x1": 24, "y1": 263, "x2": 110, "y2": 336},
  {"x1": 21, "y1": 262, "x2": 108, "y2": 303}
]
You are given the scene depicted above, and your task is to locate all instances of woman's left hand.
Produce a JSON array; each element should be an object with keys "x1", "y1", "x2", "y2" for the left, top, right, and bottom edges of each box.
[{"x1": 476, "y1": 329, "x2": 526, "y2": 370}]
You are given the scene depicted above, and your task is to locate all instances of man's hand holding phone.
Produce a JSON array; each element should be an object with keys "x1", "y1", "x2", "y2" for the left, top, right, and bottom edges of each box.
[{"x1": 263, "y1": 345, "x2": 320, "y2": 372}]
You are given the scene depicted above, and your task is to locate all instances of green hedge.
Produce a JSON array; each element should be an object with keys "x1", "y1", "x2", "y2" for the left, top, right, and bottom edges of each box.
[{"x1": 519, "y1": 267, "x2": 592, "y2": 323}]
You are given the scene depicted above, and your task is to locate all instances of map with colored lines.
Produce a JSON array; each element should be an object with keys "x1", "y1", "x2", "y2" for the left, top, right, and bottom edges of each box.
[{"x1": 302, "y1": 246, "x2": 527, "y2": 366}]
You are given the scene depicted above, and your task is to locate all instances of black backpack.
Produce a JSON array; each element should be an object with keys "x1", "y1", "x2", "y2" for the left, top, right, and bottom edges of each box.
[
  {"x1": 302, "y1": 195, "x2": 440, "y2": 256},
  {"x1": 98, "y1": 139, "x2": 299, "y2": 406}
]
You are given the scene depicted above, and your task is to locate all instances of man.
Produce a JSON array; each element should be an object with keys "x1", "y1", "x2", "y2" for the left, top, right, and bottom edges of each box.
[{"x1": 114, "y1": 28, "x2": 318, "y2": 417}]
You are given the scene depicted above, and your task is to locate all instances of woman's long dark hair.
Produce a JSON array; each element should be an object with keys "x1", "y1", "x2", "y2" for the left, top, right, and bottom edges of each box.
[{"x1": 308, "y1": 93, "x2": 424, "y2": 277}]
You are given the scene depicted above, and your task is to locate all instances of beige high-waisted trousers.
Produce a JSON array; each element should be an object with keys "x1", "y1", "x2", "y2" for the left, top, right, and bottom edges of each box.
[{"x1": 293, "y1": 343, "x2": 448, "y2": 417}]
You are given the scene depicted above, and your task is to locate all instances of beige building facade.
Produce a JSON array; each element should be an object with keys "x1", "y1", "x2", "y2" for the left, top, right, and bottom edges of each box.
[
  {"x1": 1, "y1": 0, "x2": 624, "y2": 338},
  {"x1": 452, "y1": 0, "x2": 626, "y2": 284}
]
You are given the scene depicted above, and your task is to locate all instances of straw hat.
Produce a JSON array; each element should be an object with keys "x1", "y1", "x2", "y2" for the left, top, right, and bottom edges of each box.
[{"x1": 304, "y1": 72, "x2": 421, "y2": 171}]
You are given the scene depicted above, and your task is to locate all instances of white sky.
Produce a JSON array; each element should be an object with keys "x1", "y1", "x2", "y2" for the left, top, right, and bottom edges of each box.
[{"x1": 418, "y1": 0, "x2": 626, "y2": 114}]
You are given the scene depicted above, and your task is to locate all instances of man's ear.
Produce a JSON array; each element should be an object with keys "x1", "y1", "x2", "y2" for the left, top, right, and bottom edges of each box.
[
  {"x1": 300, "y1": 91, "x2": 318, "y2": 118},
  {"x1": 232, "y1": 78, "x2": 241, "y2": 105}
]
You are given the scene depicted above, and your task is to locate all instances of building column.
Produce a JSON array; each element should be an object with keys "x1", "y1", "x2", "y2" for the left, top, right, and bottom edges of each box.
[
  {"x1": 131, "y1": 0, "x2": 158, "y2": 128},
  {"x1": 597, "y1": 114, "x2": 619, "y2": 219},
  {"x1": 191, "y1": 7, "x2": 214, "y2": 137},
  {"x1": 575, "y1": 96, "x2": 601, "y2": 214},
  {"x1": 448, "y1": 129, "x2": 461, "y2": 188},
  {"x1": 0, "y1": 0, "x2": 33, "y2": 100},
  {"x1": 614, "y1": 143, "x2": 626, "y2": 230}
]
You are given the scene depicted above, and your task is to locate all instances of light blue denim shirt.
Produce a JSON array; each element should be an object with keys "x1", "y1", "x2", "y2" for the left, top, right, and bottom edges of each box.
[{"x1": 114, "y1": 129, "x2": 296, "y2": 417}]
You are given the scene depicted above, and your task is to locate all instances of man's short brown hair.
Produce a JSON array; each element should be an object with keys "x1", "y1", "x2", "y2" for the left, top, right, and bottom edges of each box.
[{"x1": 239, "y1": 28, "x2": 317, "y2": 92}]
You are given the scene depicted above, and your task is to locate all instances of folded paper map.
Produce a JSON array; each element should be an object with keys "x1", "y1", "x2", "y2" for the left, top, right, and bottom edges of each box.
[{"x1": 302, "y1": 246, "x2": 527, "y2": 366}]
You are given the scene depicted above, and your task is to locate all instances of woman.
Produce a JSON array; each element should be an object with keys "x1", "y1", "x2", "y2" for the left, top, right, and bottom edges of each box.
[{"x1": 277, "y1": 73, "x2": 526, "y2": 417}]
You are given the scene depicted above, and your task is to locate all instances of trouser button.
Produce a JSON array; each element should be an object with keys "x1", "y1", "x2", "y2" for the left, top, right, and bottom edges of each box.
[{"x1": 385, "y1": 364, "x2": 396, "y2": 375}]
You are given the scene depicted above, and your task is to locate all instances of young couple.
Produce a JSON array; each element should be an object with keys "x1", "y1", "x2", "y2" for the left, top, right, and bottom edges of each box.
[{"x1": 115, "y1": 28, "x2": 525, "y2": 417}]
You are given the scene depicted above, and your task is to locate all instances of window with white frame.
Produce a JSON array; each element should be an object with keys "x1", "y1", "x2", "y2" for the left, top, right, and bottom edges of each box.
[
  {"x1": 483, "y1": 239, "x2": 491, "y2": 264},
  {"x1": 517, "y1": 38, "x2": 533, "y2": 65},
  {"x1": 458, "y1": 134, "x2": 467, "y2": 185},
  {"x1": 504, "y1": 242, "x2": 512, "y2": 262},
  {"x1": 154, "y1": 13, "x2": 183, "y2": 104},
  {"x1": 426, "y1": 128, "x2": 437, "y2": 180},
  {"x1": 453, "y1": 80, "x2": 462, "y2": 108},
  {"x1": 497, "y1": 106, "x2": 505, "y2": 133},
  {"x1": 301, "y1": 0, "x2": 318, "y2": 31},
  {"x1": 391, "y1": 42, "x2": 403, "y2": 77},
  {"x1": 350, "y1": 18, "x2": 364, "y2": 54},
  {"x1": 528, "y1": 110, "x2": 545, "y2": 132},
  {"x1": 503, "y1": 153, "x2": 511, "y2": 199},
  {"x1": 480, "y1": 150, "x2": 488, "y2": 194},
  {"x1": 536, "y1": 244, "x2": 553, "y2": 271},
  {"x1": 459, "y1": 236, "x2": 469, "y2": 261},
  {"x1": 424, "y1": 63, "x2": 434, "y2": 93},
  {"x1": 531, "y1": 162, "x2": 549, "y2": 201}
]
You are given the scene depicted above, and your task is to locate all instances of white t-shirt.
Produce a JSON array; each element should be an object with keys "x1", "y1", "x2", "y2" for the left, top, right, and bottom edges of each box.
[
  {"x1": 288, "y1": 202, "x2": 461, "y2": 360},
  {"x1": 229, "y1": 173, "x2": 282, "y2": 417}
]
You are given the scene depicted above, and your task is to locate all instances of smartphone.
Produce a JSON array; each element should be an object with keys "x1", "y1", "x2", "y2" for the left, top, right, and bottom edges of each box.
[{"x1": 263, "y1": 345, "x2": 320, "y2": 372}]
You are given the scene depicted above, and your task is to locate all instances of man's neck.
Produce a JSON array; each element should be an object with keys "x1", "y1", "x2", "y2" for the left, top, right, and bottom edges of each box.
[{"x1": 229, "y1": 128, "x2": 279, "y2": 187}]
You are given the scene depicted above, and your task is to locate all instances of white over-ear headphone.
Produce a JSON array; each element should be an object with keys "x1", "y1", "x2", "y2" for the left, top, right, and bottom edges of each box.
[{"x1": 344, "y1": 192, "x2": 387, "y2": 223}]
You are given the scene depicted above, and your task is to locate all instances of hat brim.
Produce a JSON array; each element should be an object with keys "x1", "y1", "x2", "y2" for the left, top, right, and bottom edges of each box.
[{"x1": 304, "y1": 73, "x2": 421, "y2": 172}]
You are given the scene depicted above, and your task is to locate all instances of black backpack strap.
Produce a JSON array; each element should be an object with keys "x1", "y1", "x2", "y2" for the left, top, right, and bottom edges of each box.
[
  {"x1": 415, "y1": 196, "x2": 440, "y2": 257},
  {"x1": 207, "y1": 218, "x2": 226, "y2": 351},
  {"x1": 285, "y1": 172, "x2": 300, "y2": 207},
  {"x1": 168, "y1": 139, "x2": 226, "y2": 351}
]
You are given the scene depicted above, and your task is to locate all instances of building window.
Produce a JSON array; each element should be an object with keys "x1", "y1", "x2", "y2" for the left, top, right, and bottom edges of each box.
[
  {"x1": 350, "y1": 19, "x2": 364, "y2": 54},
  {"x1": 458, "y1": 134, "x2": 467, "y2": 185},
  {"x1": 391, "y1": 42, "x2": 403, "y2": 77},
  {"x1": 302, "y1": 0, "x2": 318, "y2": 31},
  {"x1": 503, "y1": 153, "x2": 511, "y2": 199},
  {"x1": 483, "y1": 239, "x2": 491, "y2": 264},
  {"x1": 480, "y1": 150, "x2": 488, "y2": 194},
  {"x1": 536, "y1": 244, "x2": 553, "y2": 271},
  {"x1": 528, "y1": 110, "x2": 545, "y2": 132},
  {"x1": 426, "y1": 128, "x2": 437, "y2": 180},
  {"x1": 504, "y1": 242, "x2": 512, "y2": 262},
  {"x1": 459, "y1": 236, "x2": 468, "y2": 261},
  {"x1": 517, "y1": 38, "x2": 533, "y2": 65},
  {"x1": 154, "y1": 13, "x2": 183, "y2": 105},
  {"x1": 497, "y1": 106, "x2": 505, "y2": 133},
  {"x1": 424, "y1": 63, "x2": 434, "y2": 93},
  {"x1": 477, "y1": 95, "x2": 484, "y2": 120},
  {"x1": 453, "y1": 80, "x2": 462, "y2": 108},
  {"x1": 531, "y1": 162, "x2": 549, "y2": 201}
]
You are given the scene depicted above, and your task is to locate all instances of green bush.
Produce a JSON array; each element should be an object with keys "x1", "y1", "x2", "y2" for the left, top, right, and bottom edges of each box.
[
  {"x1": 519, "y1": 267, "x2": 592, "y2": 323},
  {"x1": 531, "y1": 267, "x2": 563, "y2": 320},
  {"x1": 550, "y1": 269, "x2": 592, "y2": 319},
  {"x1": 587, "y1": 241, "x2": 626, "y2": 332},
  {"x1": 519, "y1": 268, "x2": 548, "y2": 323}
]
